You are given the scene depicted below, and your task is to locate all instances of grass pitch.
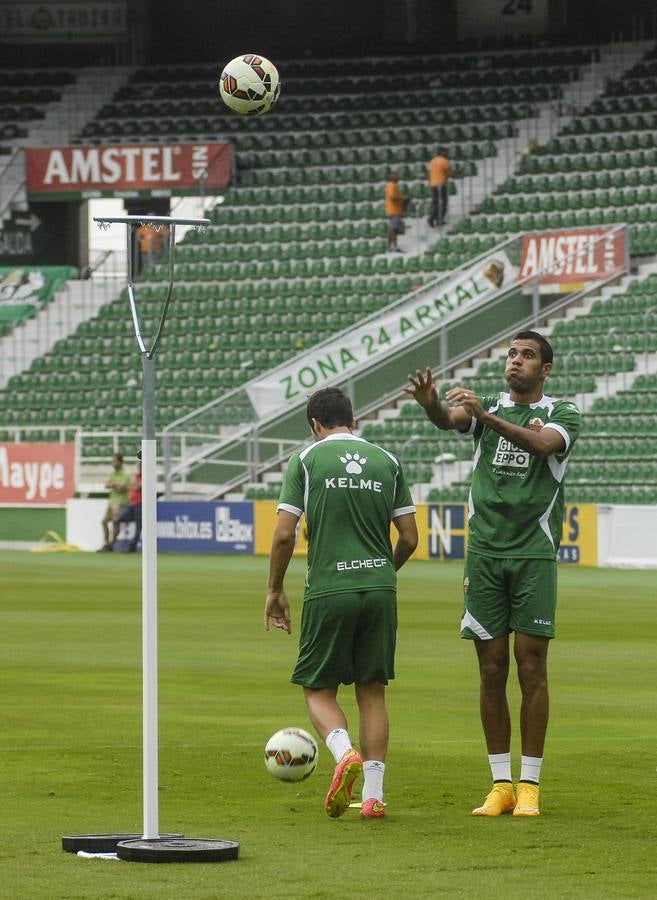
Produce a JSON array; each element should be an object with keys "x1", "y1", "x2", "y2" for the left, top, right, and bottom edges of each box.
[{"x1": 2, "y1": 551, "x2": 656, "y2": 899}]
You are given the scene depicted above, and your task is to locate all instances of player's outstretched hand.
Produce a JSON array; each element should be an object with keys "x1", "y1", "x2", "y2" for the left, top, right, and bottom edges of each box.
[
  {"x1": 264, "y1": 590, "x2": 291, "y2": 634},
  {"x1": 445, "y1": 386, "x2": 484, "y2": 419},
  {"x1": 405, "y1": 367, "x2": 438, "y2": 409}
]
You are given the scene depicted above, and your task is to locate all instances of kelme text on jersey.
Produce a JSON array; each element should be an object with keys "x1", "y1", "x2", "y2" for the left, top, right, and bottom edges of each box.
[{"x1": 324, "y1": 476, "x2": 383, "y2": 492}]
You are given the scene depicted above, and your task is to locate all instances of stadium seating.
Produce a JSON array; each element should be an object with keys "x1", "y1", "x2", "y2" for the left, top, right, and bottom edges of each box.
[
  {"x1": 3, "y1": 46, "x2": 657, "y2": 507},
  {"x1": 0, "y1": 70, "x2": 75, "y2": 140}
]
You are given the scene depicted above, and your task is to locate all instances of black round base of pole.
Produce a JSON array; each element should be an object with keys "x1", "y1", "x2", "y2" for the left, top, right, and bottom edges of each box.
[
  {"x1": 116, "y1": 837, "x2": 240, "y2": 863},
  {"x1": 62, "y1": 834, "x2": 184, "y2": 854}
]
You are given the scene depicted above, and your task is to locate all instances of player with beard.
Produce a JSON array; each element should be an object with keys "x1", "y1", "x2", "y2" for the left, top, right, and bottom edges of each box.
[{"x1": 406, "y1": 331, "x2": 581, "y2": 817}]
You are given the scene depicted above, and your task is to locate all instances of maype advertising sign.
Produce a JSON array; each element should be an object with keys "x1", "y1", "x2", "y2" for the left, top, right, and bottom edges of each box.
[
  {"x1": 519, "y1": 227, "x2": 625, "y2": 292},
  {"x1": 155, "y1": 501, "x2": 254, "y2": 554},
  {"x1": 26, "y1": 143, "x2": 232, "y2": 200},
  {"x1": 0, "y1": 442, "x2": 75, "y2": 505}
]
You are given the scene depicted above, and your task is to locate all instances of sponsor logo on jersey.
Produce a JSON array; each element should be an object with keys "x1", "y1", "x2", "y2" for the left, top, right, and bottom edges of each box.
[
  {"x1": 337, "y1": 557, "x2": 387, "y2": 571},
  {"x1": 493, "y1": 436, "x2": 530, "y2": 469},
  {"x1": 339, "y1": 451, "x2": 367, "y2": 475},
  {"x1": 463, "y1": 576, "x2": 470, "y2": 594},
  {"x1": 528, "y1": 417, "x2": 544, "y2": 432}
]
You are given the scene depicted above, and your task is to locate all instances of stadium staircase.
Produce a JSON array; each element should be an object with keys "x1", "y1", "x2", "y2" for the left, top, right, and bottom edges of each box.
[{"x1": 444, "y1": 43, "x2": 657, "y2": 259}]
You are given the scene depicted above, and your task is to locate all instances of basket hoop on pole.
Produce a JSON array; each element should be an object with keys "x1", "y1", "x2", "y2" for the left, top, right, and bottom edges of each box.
[{"x1": 63, "y1": 214, "x2": 239, "y2": 864}]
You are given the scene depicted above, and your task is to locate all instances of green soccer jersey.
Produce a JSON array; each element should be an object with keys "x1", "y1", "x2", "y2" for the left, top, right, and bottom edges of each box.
[
  {"x1": 463, "y1": 392, "x2": 581, "y2": 559},
  {"x1": 277, "y1": 433, "x2": 415, "y2": 599}
]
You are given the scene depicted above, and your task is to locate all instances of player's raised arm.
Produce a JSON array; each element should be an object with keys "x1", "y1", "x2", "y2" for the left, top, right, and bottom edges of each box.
[{"x1": 405, "y1": 368, "x2": 473, "y2": 432}]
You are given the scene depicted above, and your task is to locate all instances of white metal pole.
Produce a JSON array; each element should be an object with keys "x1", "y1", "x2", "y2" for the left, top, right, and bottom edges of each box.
[{"x1": 141, "y1": 354, "x2": 159, "y2": 840}]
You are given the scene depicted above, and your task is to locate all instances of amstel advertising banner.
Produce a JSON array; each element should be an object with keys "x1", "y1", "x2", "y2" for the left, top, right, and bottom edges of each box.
[
  {"x1": 519, "y1": 227, "x2": 626, "y2": 292},
  {"x1": 26, "y1": 143, "x2": 232, "y2": 200},
  {"x1": 0, "y1": 442, "x2": 75, "y2": 505}
]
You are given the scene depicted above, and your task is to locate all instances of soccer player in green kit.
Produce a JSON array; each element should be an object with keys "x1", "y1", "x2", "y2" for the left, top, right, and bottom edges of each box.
[
  {"x1": 407, "y1": 331, "x2": 580, "y2": 817},
  {"x1": 265, "y1": 387, "x2": 418, "y2": 819}
]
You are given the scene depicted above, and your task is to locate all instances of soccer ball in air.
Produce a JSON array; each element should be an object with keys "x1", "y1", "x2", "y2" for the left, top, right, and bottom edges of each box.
[
  {"x1": 264, "y1": 727, "x2": 318, "y2": 782},
  {"x1": 219, "y1": 53, "x2": 280, "y2": 116}
]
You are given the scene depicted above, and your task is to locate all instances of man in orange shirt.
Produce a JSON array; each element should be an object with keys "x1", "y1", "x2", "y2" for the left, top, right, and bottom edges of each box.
[
  {"x1": 384, "y1": 171, "x2": 407, "y2": 253},
  {"x1": 427, "y1": 147, "x2": 451, "y2": 228},
  {"x1": 136, "y1": 220, "x2": 167, "y2": 272}
]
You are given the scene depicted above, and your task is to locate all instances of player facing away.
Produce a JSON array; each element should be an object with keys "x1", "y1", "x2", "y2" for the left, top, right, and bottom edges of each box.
[
  {"x1": 407, "y1": 331, "x2": 581, "y2": 817},
  {"x1": 264, "y1": 387, "x2": 418, "y2": 819}
]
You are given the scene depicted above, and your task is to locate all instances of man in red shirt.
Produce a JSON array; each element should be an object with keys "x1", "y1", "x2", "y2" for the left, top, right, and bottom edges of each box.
[{"x1": 117, "y1": 460, "x2": 142, "y2": 552}]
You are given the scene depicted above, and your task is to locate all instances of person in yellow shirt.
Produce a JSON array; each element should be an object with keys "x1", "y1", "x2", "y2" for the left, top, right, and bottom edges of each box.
[
  {"x1": 427, "y1": 147, "x2": 451, "y2": 228},
  {"x1": 384, "y1": 171, "x2": 407, "y2": 253}
]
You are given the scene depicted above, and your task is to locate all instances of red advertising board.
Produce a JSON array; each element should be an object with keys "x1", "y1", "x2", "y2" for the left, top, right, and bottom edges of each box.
[
  {"x1": 519, "y1": 227, "x2": 626, "y2": 286},
  {"x1": 26, "y1": 143, "x2": 232, "y2": 198},
  {"x1": 0, "y1": 443, "x2": 75, "y2": 505}
]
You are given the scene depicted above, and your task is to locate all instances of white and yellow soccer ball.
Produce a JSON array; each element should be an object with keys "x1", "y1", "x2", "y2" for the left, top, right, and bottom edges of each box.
[
  {"x1": 219, "y1": 53, "x2": 280, "y2": 116},
  {"x1": 264, "y1": 727, "x2": 318, "y2": 782}
]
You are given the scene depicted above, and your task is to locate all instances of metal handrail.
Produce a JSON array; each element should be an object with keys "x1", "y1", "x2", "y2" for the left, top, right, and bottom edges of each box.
[
  {"x1": 604, "y1": 326, "x2": 631, "y2": 394},
  {"x1": 643, "y1": 305, "x2": 657, "y2": 368},
  {"x1": 0, "y1": 148, "x2": 25, "y2": 221}
]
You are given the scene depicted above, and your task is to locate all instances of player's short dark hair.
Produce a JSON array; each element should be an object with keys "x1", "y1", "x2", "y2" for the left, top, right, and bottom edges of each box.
[
  {"x1": 513, "y1": 330, "x2": 553, "y2": 364},
  {"x1": 112, "y1": 452, "x2": 124, "y2": 463},
  {"x1": 306, "y1": 387, "x2": 353, "y2": 430}
]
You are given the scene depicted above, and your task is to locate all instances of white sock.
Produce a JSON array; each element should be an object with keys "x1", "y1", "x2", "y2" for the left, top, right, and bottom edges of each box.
[
  {"x1": 325, "y1": 728, "x2": 353, "y2": 764},
  {"x1": 488, "y1": 752, "x2": 512, "y2": 783},
  {"x1": 520, "y1": 755, "x2": 542, "y2": 785},
  {"x1": 362, "y1": 760, "x2": 385, "y2": 802}
]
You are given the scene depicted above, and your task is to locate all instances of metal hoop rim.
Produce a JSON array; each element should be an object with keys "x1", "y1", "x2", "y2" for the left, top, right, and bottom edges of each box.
[{"x1": 93, "y1": 215, "x2": 210, "y2": 227}]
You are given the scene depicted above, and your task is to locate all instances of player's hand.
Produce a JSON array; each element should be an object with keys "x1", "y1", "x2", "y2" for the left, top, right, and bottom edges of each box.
[
  {"x1": 405, "y1": 368, "x2": 438, "y2": 409},
  {"x1": 264, "y1": 590, "x2": 291, "y2": 635},
  {"x1": 445, "y1": 386, "x2": 484, "y2": 419}
]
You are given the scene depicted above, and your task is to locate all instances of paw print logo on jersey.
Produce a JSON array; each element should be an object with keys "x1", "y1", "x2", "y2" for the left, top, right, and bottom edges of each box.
[{"x1": 340, "y1": 452, "x2": 367, "y2": 475}]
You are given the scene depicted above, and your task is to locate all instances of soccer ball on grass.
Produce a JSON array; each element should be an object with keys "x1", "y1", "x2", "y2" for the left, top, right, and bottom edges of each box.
[
  {"x1": 264, "y1": 727, "x2": 318, "y2": 782},
  {"x1": 219, "y1": 53, "x2": 280, "y2": 116}
]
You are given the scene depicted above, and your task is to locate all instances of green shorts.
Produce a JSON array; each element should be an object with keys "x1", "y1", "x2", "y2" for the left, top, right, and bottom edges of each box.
[
  {"x1": 291, "y1": 590, "x2": 397, "y2": 689},
  {"x1": 460, "y1": 553, "x2": 557, "y2": 641}
]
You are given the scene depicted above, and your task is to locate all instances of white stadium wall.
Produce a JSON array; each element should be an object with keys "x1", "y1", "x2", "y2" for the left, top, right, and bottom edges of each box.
[
  {"x1": 66, "y1": 498, "x2": 108, "y2": 552},
  {"x1": 597, "y1": 505, "x2": 657, "y2": 569}
]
